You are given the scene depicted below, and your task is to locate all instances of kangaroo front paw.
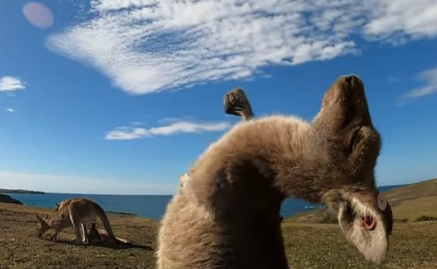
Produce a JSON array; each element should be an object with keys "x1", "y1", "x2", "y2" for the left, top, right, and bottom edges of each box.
[{"x1": 224, "y1": 88, "x2": 253, "y2": 119}]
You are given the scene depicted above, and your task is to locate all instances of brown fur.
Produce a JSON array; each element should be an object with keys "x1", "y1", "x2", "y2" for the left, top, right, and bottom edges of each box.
[
  {"x1": 225, "y1": 87, "x2": 284, "y2": 222},
  {"x1": 157, "y1": 75, "x2": 393, "y2": 269},
  {"x1": 36, "y1": 198, "x2": 127, "y2": 245}
]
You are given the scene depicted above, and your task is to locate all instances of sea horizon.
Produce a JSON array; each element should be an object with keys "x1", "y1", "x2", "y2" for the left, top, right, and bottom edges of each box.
[
  {"x1": 7, "y1": 184, "x2": 405, "y2": 220},
  {"x1": 2, "y1": 182, "x2": 410, "y2": 196}
]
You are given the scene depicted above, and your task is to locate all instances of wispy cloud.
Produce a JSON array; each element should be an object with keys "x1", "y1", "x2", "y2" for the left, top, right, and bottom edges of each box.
[
  {"x1": 45, "y1": 0, "x2": 437, "y2": 95},
  {"x1": 0, "y1": 170, "x2": 177, "y2": 195},
  {"x1": 0, "y1": 76, "x2": 26, "y2": 91},
  {"x1": 387, "y1": 76, "x2": 401, "y2": 83},
  {"x1": 399, "y1": 66, "x2": 437, "y2": 104},
  {"x1": 6, "y1": 108, "x2": 15, "y2": 113},
  {"x1": 106, "y1": 120, "x2": 231, "y2": 140}
]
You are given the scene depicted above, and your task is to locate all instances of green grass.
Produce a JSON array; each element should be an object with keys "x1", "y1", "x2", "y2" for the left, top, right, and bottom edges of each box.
[{"x1": 1, "y1": 179, "x2": 437, "y2": 268}]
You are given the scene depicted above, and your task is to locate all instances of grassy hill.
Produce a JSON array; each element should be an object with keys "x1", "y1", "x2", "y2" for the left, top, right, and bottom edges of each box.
[
  {"x1": 0, "y1": 179, "x2": 436, "y2": 268},
  {"x1": 385, "y1": 178, "x2": 437, "y2": 221},
  {"x1": 290, "y1": 178, "x2": 437, "y2": 224}
]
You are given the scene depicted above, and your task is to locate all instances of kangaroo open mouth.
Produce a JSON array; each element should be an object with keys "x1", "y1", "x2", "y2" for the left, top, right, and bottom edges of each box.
[{"x1": 361, "y1": 215, "x2": 376, "y2": 230}]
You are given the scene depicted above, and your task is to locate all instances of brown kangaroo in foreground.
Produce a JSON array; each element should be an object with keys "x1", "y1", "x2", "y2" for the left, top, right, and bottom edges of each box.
[{"x1": 157, "y1": 75, "x2": 393, "y2": 269}]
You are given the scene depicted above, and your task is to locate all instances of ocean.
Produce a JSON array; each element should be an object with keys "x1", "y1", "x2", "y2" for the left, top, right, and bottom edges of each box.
[{"x1": 8, "y1": 185, "x2": 403, "y2": 220}]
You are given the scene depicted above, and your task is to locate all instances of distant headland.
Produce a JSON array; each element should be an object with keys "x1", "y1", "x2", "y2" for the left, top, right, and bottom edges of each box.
[{"x1": 0, "y1": 188, "x2": 45, "y2": 194}]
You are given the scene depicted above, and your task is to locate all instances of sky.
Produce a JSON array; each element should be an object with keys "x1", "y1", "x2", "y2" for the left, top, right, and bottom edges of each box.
[{"x1": 0, "y1": 0, "x2": 436, "y2": 195}]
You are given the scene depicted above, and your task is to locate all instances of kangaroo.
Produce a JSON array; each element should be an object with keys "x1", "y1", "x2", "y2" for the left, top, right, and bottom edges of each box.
[
  {"x1": 87, "y1": 222, "x2": 132, "y2": 246},
  {"x1": 157, "y1": 75, "x2": 393, "y2": 269},
  {"x1": 36, "y1": 198, "x2": 127, "y2": 245},
  {"x1": 87, "y1": 223, "x2": 102, "y2": 245}
]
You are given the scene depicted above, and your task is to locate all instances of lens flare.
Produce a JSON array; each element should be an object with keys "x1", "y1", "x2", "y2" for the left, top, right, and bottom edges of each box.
[{"x1": 23, "y1": 2, "x2": 54, "y2": 29}]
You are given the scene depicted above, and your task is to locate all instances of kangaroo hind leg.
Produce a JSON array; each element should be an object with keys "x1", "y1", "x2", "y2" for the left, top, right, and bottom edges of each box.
[
  {"x1": 80, "y1": 223, "x2": 89, "y2": 244},
  {"x1": 70, "y1": 213, "x2": 84, "y2": 244}
]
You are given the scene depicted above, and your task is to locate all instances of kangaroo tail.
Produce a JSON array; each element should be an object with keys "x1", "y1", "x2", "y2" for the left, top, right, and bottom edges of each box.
[{"x1": 95, "y1": 204, "x2": 126, "y2": 244}]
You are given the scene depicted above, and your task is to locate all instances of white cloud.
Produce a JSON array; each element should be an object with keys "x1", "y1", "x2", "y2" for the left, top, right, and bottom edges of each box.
[
  {"x1": 0, "y1": 76, "x2": 26, "y2": 91},
  {"x1": 363, "y1": 0, "x2": 437, "y2": 43},
  {"x1": 106, "y1": 120, "x2": 231, "y2": 140},
  {"x1": 400, "y1": 66, "x2": 437, "y2": 103},
  {"x1": 6, "y1": 108, "x2": 15, "y2": 112},
  {"x1": 0, "y1": 170, "x2": 177, "y2": 195},
  {"x1": 45, "y1": 0, "x2": 437, "y2": 95}
]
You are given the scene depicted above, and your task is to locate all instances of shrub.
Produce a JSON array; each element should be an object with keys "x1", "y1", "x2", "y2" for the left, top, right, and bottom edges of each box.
[{"x1": 414, "y1": 215, "x2": 437, "y2": 222}]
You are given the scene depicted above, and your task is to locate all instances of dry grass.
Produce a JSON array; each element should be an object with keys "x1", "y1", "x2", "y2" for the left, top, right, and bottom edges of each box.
[
  {"x1": 290, "y1": 179, "x2": 437, "y2": 224},
  {"x1": 1, "y1": 198, "x2": 437, "y2": 269},
  {"x1": 385, "y1": 178, "x2": 437, "y2": 221},
  {"x1": 0, "y1": 203, "x2": 157, "y2": 269}
]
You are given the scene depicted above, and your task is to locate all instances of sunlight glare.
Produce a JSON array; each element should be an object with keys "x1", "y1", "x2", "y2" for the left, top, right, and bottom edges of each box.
[{"x1": 23, "y1": 2, "x2": 53, "y2": 29}]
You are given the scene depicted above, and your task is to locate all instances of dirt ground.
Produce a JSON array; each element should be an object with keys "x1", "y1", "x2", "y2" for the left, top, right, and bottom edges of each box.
[{"x1": 1, "y1": 202, "x2": 437, "y2": 269}]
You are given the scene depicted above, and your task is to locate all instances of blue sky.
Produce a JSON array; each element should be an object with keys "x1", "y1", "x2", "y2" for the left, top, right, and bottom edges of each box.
[{"x1": 0, "y1": 0, "x2": 436, "y2": 195}]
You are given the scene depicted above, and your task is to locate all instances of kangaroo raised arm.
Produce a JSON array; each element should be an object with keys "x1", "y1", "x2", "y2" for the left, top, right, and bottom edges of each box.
[
  {"x1": 180, "y1": 87, "x2": 255, "y2": 187},
  {"x1": 157, "y1": 75, "x2": 393, "y2": 269},
  {"x1": 224, "y1": 87, "x2": 284, "y2": 222},
  {"x1": 224, "y1": 87, "x2": 254, "y2": 120},
  {"x1": 36, "y1": 198, "x2": 127, "y2": 245}
]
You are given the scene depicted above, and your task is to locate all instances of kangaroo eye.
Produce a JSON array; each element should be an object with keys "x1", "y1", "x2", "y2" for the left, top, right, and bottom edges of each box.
[
  {"x1": 377, "y1": 192, "x2": 387, "y2": 211},
  {"x1": 349, "y1": 127, "x2": 361, "y2": 152}
]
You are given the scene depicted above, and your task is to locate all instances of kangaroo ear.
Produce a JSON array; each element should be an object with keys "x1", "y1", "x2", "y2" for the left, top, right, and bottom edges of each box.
[
  {"x1": 313, "y1": 75, "x2": 372, "y2": 134},
  {"x1": 55, "y1": 202, "x2": 59, "y2": 207}
]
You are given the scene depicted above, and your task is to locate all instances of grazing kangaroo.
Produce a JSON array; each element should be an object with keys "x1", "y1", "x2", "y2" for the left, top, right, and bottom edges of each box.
[
  {"x1": 36, "y1": 198, "x2": 127, "y2": 245},
  {"x1": 157, "y1": 75, "x2": 393, "y2": 269}
]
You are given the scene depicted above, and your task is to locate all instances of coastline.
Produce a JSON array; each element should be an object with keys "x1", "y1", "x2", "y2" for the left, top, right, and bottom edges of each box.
[
  {"x1": 0, "y1": 189, "x2": 45, "y2": 194},
  {"x1": 5, "y1": 184, "x2": 404, "y2": 220}
]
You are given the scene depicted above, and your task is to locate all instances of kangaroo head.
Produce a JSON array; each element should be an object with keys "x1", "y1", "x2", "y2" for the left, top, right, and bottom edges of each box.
[
  {"x1": 313, "y1": 75, "x2": 381, "y2": 183},
  {"x1": 311, "y1": 75, "x2": 393, "y2": 264},
  {"x1": 36, "y1": 214, "x2": 50, "y2": 238}
]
